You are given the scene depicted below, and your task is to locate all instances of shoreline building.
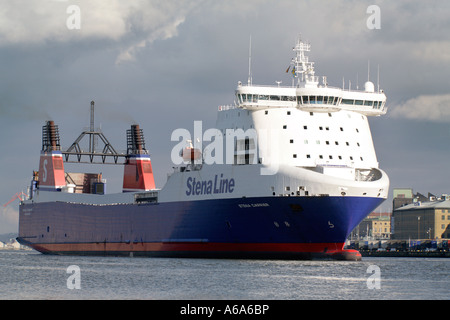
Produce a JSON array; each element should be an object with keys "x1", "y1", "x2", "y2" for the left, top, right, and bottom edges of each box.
[
  {"x1": 393, "y1": 200, "x2": 450, "y2": 240},
  {"x1": 350, "y1": 211, "x2": 391, "y2": 240},
  {"x1": 392, "y1": 188, "x2": 428, "y2": 210},
  {"x1": 392, "y1": 188, "x2": 450, "y2": 240}
]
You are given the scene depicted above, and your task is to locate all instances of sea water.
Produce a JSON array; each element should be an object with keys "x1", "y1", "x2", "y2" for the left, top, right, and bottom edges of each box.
[{"x1": 0, "y1": 250, "x2": 448, "y2": 300}]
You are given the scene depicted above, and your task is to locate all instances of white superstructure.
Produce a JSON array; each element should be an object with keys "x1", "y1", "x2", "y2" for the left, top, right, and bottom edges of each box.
[{"x1": 157, "y1": 38, "x2": 389, "y2": 204}]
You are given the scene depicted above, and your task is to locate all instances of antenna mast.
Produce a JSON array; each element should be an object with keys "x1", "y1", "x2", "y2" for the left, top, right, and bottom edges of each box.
[
  {"x1": 377, "y1": 64, "x2": 380, "y2": 92},
  {"x1": 247, "y1": 35, "x2": 252, "y2": 86}
]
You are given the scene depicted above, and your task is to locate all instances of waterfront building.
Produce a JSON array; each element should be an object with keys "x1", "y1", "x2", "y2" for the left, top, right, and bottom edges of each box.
[
  {"x1": 350, "y1": 212, "x2": 391, "y2": 239},
  {"x1": 393, "y1": 200, "x2": 450, "y2": 240},
  {"x1": 392, "y1": 188, "x2": 428, "y2": 210}
]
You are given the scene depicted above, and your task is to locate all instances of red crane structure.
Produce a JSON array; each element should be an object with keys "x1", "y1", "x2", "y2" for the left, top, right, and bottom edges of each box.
[{"x1": 3, "y1": 192, "x2": 27, "y2": 207}]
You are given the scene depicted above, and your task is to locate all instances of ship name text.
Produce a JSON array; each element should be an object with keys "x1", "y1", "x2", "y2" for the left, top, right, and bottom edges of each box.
[{"x1": 186, "y1": 174, "x2": 235, "y2": 196}]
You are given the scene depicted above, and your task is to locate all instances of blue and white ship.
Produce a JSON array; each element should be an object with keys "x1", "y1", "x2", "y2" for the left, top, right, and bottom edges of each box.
[{"x1": 18, "y1": 37, "x2": 389, "y2": 260}]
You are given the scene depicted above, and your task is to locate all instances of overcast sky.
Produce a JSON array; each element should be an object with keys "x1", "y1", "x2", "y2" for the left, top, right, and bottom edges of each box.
[{"x1": 1, "y1": 0, "x2": 449, "y2": 233}]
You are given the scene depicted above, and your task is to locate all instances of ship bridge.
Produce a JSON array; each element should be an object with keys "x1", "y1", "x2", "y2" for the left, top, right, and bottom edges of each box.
[{"x1": 232, "y1": 38, "x2": 387, "y2": 117}]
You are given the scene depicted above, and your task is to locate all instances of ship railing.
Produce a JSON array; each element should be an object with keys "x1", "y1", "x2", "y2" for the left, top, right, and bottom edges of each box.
[
  {"x1": 238, "y1": 82, "x2": 387, "y2": 96},
  {"x1": 218, "y1": 105, "x2": 237, "y2": 111},
  {"x1": 134, "y1": 191, "x2": 158, "y2": 204}
]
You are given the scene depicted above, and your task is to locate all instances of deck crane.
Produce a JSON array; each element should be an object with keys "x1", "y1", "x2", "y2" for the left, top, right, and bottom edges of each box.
[{"x1": 3, "y1": 192, "x2": 27, "y2": 207}]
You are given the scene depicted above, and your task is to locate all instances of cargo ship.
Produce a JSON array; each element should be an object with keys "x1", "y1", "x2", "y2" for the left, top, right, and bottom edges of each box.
[{"x1": 17, "y1": 37, "x2": 389, "y2": 260}]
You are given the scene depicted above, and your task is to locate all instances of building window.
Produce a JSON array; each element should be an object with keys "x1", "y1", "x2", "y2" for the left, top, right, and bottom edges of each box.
[
  {"x1": 306, "y1": 154, "x2": 311, "y2": 158},
  {"x1": 293, "y1": 154, "x2": 297, "y2": 158},
  {"x1": 283, "y1": 125, "x2": 287, "y2": 129},
  {"x1": 303, "y1": 125, "x2": 308, "y2": 130},
  {"x1": 290, "y1": 139, "x2": 294, "y2": 143}
]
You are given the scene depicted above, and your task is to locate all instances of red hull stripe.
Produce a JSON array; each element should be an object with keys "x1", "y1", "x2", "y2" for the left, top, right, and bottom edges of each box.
[{"x1": 30, "y1": 242, "x2": 346, "y2": 254}]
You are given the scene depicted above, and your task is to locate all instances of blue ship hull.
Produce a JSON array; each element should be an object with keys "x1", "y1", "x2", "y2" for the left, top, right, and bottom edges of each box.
[{"x1": 18, "y1": 195, "x2": 383, "y2": 260}]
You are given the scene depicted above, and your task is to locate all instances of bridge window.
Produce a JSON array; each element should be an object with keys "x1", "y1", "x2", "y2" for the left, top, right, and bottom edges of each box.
[
  {"x1": 297, "y1": 95, "x2": 339, "y2": 105},
  {"x1": 317, "y1": 96, "x2": 324, "y2": 104},
  {"x1": 239, "y1": 94, "x2": 259, "y2": 103},
  {"x1": 327, "y1": 97, "x2": 337, "y2": 105},
  {"x1": 341, "y1": 99, "x2": 354, "y2": 105}
]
